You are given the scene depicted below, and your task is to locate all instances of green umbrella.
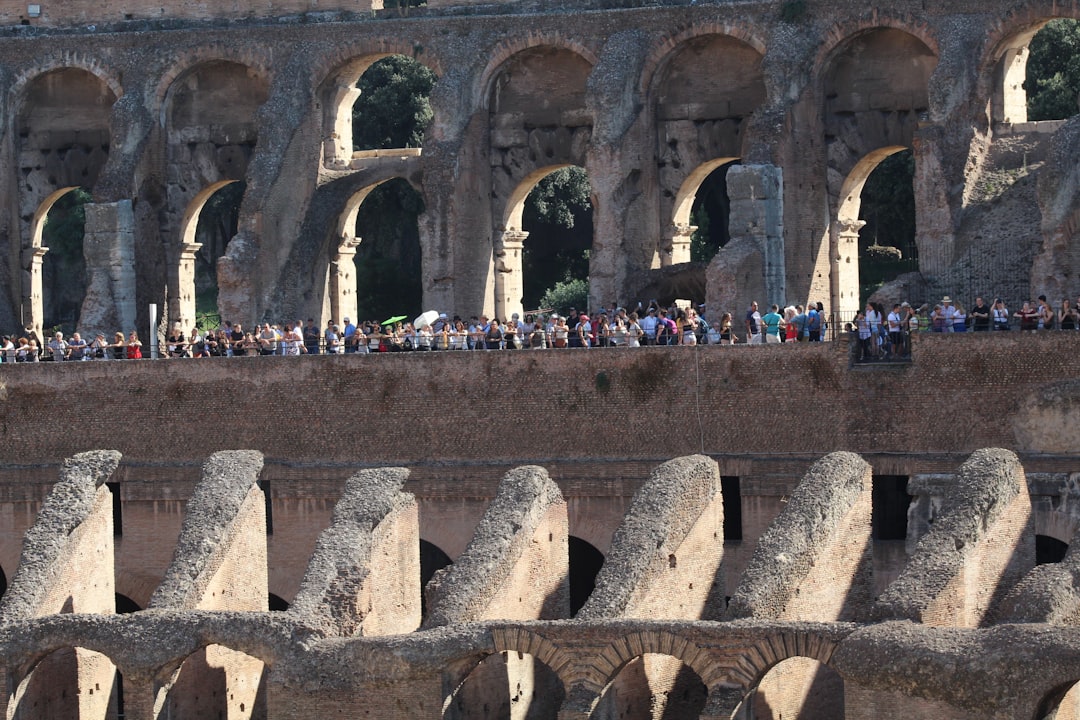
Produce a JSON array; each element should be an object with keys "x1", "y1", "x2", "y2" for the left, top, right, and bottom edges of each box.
[{"x1": 382, "y1": 315, "x2": 408, "y2": 326}]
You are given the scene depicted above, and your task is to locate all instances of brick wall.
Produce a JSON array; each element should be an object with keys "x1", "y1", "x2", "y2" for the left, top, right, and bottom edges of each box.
[{"x1": 0, "y1": 0, "x2": 380, "y2": 26}]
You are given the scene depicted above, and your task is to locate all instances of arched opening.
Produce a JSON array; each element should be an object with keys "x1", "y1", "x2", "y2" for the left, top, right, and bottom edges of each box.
[
  {"x1": 993, "y1": 18, "x2": 1080, "y2": 124},
  {"x1": 163, "y1": 60, "x2": 267, "y2": 331},
  {"x1": 652, "y1": 33, "x2": 765, "y2": 267},
  {"x1": 1036, "y1": 678, "x2": 1080, "y2": 719},
  {"x1": 743, "y1": 657, "x2": 843, "y2": 720},
  {"x1": 856, "y1": 150, "x2": 918, "y2": 305},
  {"x1": 672, "y1": 160, "x2": 739, "y2": 265},
  {"x1": 115, "y1": 593, "x2": 141, "y2": 613},
  {"x1": 488, "y1": 45, "x2": 593, "y2": 319},
  {"x1": 157, "y1": 645, "x2": 266, "y2": 720},
  {"x1": 15, "y1": 67, "x2": 116, "y2": 336},
  {"x1": 335, "y1": 178, "x2": 425, "y2": 324},
  {"x1": 33, "y1": 186, "x2": 91, "y2": 336},
  {"x1": 421, "y1": 539, "x2": 453, "y2": 619},
  {"x1": 1037, "y1": 534, "x2": 1070, "y2": 565},
  {"x1": 268, "y1": 593, "x2": 290, "y2": 611},
  {"x1": 568, "y1": 536, "x2": 604, "y2": 617},
  {"x1": 189, "y1": 181, "x2": 245, "y2": 328},
  {"x1": 519, "y1": 166, "x2": 594, "y2": 314},
  {"x1": 11, "y1": 646, "x2": 119, "y2": 719},
  {"x1": 824, "y1": 28, "x2": 935, "y2": 317},
  {"x1": 0, "y1": 564, "x2": 6, "y2": 599},
  {"x1": 444, "y1": 651, "x2": 564, "y2": 720},
  {"x1": 592, "y1": 653, "x2": 707, "y2": 719},
  {"x1": 320, "y1": 53, "x2": 436, "y2": 166}
]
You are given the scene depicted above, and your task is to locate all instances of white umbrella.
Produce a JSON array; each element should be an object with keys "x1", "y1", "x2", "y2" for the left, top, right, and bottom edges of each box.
[{"x1": 413, "y1": 310, "x2": 440, "y2": 330}]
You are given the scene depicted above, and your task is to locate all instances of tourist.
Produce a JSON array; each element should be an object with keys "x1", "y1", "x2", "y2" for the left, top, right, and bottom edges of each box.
[
  {"x1": 952, "y1": 301, "x2": 967, "y2": 332},
  {"x1": 1037, "y1": 295, "x2": 1054, "y2": 330},
  {"x1": 762, "y1": 304, "x2": 782, "y2": 344},
  {"x1": 575, "y1": 313, "x2": 592, "y2": 348},
  {"x1": 626, "y1": 313, "x2": 643, "y2": 347},
  {"x1": 993, "y1": 298, "x2": 1010, "y2": 330},
  {"x1": 110, "y1": 331, "x2": 127, "y2": 360},
  {"x1": 1015, "y1": 301, "x2": 1038, "y2": 331},
  {"x1": 304, "y1": 318, "x2": 321, "y2": 355},
  {"x1": 126, "y1": 332, "x2": 143, "y2": 359},
  {"x1": 970, "y1": 297, "x2": 991, "y2": 331},
  {"x1": 1060, "y1": 299, "x2": 1078, "y2": 330},
  {"x1": 744, "y1": 302, "x2": 762, "y2": 344},
  {"x1": 68, "y1": 332, "x2": 89, "y2": 361}
]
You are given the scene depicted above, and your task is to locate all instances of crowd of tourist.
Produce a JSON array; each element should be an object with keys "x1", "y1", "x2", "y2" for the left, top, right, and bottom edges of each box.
[{"x1": 1, "y1": 293, "x2": 1077, "y2": 363}]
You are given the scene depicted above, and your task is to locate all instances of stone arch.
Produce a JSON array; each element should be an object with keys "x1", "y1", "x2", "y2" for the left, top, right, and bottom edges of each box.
[
  {"x1": 115, "y1": 593, "x2": 141, "y2": 614},
  {"x1": 980, "y1": 2, "x2": 1080, "y2": 123},
  {"x1": 475, "y1": 34, "x2": 599, "y2": 111},
  {"x1": 648, "y1": 28, "x2": 765, "y2": 269},
  {"x1": 1035, "y1": 678, "x2": 1080, "y2": 720},
  {"x1": 154, "y1": 641, "x2": 267, "y2": 720},
  {"x1": 153, "y1": 46, "x2": 272, "y2": 113},
  {"x1": 573, "y1": 630, "x2": 714, "y2": 698},
  {"x1": 733, "y1": 656, "x2": 844, "y2": 720},
  {"x1": 8, "y1": 644, "x2": 119, "y2": 719},
  {"x1": 316, "y1": 50, "x2": 439, "y2": 167},
  {"x1": 568, "y1": 536, "x2": 605, "y2": 617},
  {"x1": 639, "y1": 22, "x2": 767, "y2": 95},
  {"x1": 161, "y1": 60, "x2": 267, "y2": 330},
  {"x1": 495, "y1": 164, "x2": 592, "y2": 320},
  {"x1": 725, "y1": 631, "x2": 842, "y2": 693},
  {"x1": 11, "y1": 55, "x2": 124, "y2": 107},
  {"x1": 442, "y1": 644, "x2": 567, "y2": 720},
  {"x1": 812, "y1": 14, "x2": 940, "y2": 80},
  {"x1": 27, "y1": 186, "x2": 90, "y2": 335},
  {"x1": 822, "y1": 26, "x2": 936, "y2": 317},
  {"x1": 172, "y1": 180, "x2": 244, "y2": 332}
]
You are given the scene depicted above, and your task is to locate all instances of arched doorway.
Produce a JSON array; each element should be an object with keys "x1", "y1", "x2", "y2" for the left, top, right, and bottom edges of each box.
[
  {"x1": 157, "y1": 644, "x2": 266, "y2": 719},
  {"x1": 742, "y1": 657, "x2": 843, "y2": 719},
  {"x1": 568, "y1": 536, "x2": 604, "y2": 617},
  {"x1": 673, "y1": 160, "x2": 739, "y2": 265},
  {"x1": 10, "y1": 646, "x2": 119, "y2": 719},
  {"x1": 992, "y1": 18, "x2": 1080, "y2": 124},
  {"x1": 421, "y1": 539, "x2": 453, "y2": 620}
]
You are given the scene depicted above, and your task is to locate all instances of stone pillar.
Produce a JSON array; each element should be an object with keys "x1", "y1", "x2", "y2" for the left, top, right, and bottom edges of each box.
[
  {"x1": 995, "y1": 47, "x2": 1028, "y2": 124},
  {"x1": 493, "y1": 229, "x2": 527, "y2": 320},
  {"x1": 661, "y1": 223, "x2": 695, "y2": 267},
  {"x1": 80, "y1": 200, "x2": 138, "y2": 336},
  {"x1": 20, "y1": 245, "x2": 47, "y2": 336},
  {"x1": 832, "y1": 218, "x2": 864, "y2": 319},
  {"x1": 325, "y1": 82, "x2": 362, "y2": 166},
  {"x1": 330, "y1": 236, "x2": 361, "y2": 325},
  {"x1": 169, "y1": 241, "x2": 201, "y2": 332},
  {"x1": 726, "y1": 165, "x2": 785, "y2": 308}
]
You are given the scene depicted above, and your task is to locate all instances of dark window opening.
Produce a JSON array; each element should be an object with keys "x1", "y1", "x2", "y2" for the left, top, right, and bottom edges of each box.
[
  {"x1": 872, "y1": 475, "x2": 911, "y2": 541},
  {"x1": 106, "y1": 481, "x2": 122, "y2": 536},
  {"x1": 1036, "y1": 534, "x2": 1069, "y2": 565},
  {"x1": 420, "y1": 540, "x2": 452, "y2": 619},
  {"x1": 268, "y1": 593, "x2": 290, "y2": 611},
  {"x1": 257, "y1": 479, "x2": 273, "y2": 535},
  {"x1": 721, "y1": 476, "x2": 743, "y2": 541},
  {"x1": 115, "y1": 593, "x2": 141, "y2": 614},
  {"x1": 568, "y1": 536, "x2": 605, "y2": 617}
]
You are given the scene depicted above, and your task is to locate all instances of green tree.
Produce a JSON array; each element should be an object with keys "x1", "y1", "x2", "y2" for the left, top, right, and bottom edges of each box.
[
  {"x1": 1026, "y1": 19, "x2": 1080, "y2": 121},
  {"x1": 522, "y1": 166, "x2": 593, "y2": 308},
  {"x1": 353, "y1": 55, "x2": 437, "y2": 150},
  {"x1": 194, "y1": 181, "x2": 244, "y2": 317},
  {"x1": 539, "y1": 278, "x2": 589, "y2": 316},
  {"x1": 41, "y1": 187, "x2": 92, "y2": 333}
]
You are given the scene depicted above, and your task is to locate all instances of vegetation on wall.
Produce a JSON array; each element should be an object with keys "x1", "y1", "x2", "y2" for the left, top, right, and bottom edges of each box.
[{"x1": 41, "y1": 188, "x2": 92, "y2": 334}]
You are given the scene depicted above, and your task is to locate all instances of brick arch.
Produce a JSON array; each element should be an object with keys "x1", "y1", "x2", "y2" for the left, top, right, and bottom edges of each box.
[
  {"x1": 725, "y1": 630, "x2": 841, "y2": 692},
  {"x1": 981, "y1": 0, "x2": 1080, "y2": 76},
  {"x1": 490, "y1": 626, "x2": 573, "y2": 684},
  {"x1": 153, "y1": 45, "x2": 273, "y2": 112},
  {"x1": 570, "y1": 629, "x2": 714, "y2": 695},
  {"x1": 474, "y1": 32, "x2": 600, "y2": 111},
  {"x1": 812, "y1": 11, "x2": 940, "y2": 81},
  {"x1": 640, "y1": 21, "x2": 767, "y2": 95},
  {"x1": 11, "y1": 54, "x2": 124, "y2": 106},
  {"x1": 312, "y1": 40, "x2": 442, "y2": 91}
]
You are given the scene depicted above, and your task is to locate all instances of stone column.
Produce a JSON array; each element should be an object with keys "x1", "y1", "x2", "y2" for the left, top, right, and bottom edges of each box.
[
  {"x1": 726, "y1": 164, "x2": 785, "y2": 308},
  {"x1": 169, "y1": 242, "x2": 202, "y2": 332},
  {"x1": 995, "y1": 47, "x2": 1028, "y2": 124},
  {"x1": 832, "y1": 217, "x2": 864, "y2": 318},
  {"x1": 661, "y1": 223, "x2": 695, "y2": 267},
  {"x1": 20, "y1": 245, "x2": 47, "y2": 335},
  {"x1": 80, "y1": 200, "x2": 138, "y2": 336},
  {"x1": 330, "y1": 236, "x2": 361, "y2": 325},
  {"x1": 325, "y1": 82, "x2": 362, "y2": 167},
  {"x1": 493, "y1": 229, "x2": 527, "y2": 320}
]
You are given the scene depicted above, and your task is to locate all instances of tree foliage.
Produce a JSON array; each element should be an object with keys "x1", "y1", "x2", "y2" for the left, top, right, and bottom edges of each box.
[
  {"x1": 540, "y1": 278, "x2": 589, "y2": 316},
  {"x1": 858, "y1": 149, "x2": 918, "y2": 302},
  {"x1": 522, "y1": 166, "x2": 593, "y2": 308},
  {"x1": 353, "y1": 55, "x2": 437, "y2": 150},
  {"x1": 194, "y1": 181, "x2": 244, "y2": 316},
  {"x1": 1026, "y1": 19, "x2": 1080, "y2": 121},
  {"x1": 41, "y1": 187, "x2": 92, "y2": 333}
]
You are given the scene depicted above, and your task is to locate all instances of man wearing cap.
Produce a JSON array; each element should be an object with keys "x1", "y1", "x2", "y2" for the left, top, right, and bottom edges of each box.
[{"x1": 342, "y1": 317, "x2": 357, "y2": 353}]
